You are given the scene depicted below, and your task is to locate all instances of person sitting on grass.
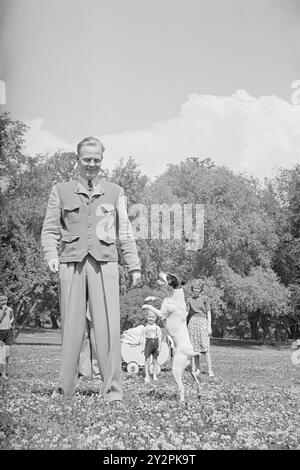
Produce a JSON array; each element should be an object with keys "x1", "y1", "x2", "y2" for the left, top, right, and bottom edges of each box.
[
  {"x1": 142, "y1": 309, "x2": 162, "y2": 383},
  {"x1": 0, "y1": 294, "x2": 14, "y2": 381}
]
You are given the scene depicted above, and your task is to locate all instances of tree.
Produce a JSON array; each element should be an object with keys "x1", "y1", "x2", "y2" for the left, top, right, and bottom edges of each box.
[
  {"x1": 215, "y1": 259, "x2": 291, "y2": 341},
  {"x1": 109, "y1": 156, "x2": 149, "y2": 205},
  {"x1": 0, "y1": 112, "x2": 28, "y2": 189},
  {"x1": 146, "y1": 158, "x2": 279, "y2": 277}
]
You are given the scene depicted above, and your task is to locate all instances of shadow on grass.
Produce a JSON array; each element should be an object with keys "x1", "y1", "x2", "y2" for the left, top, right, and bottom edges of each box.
[
  {"x1": 145, "y1": 388, "x2": 178, "y2": 400},
  {"x1": 31, "y1": 387, "x2": 101, "y2": 398},
  {"x1": 13, "y1": 327, "x2": 62, "y2": 346},
  {"x1": 14, "y1": 328, "x2": 292, "y2": 350},
  {"x1": 31, "y1": 387, "x2": 55, "y2": 397},
  {"x1": 211, "y1": 337, "x2": 291, "y2": 350},
  {"x1": 76, "y1": 389, "x2": 100, "y2": 397},
  {"x1": 16, "y1": 326, "x2": 60, "y2": 335}
]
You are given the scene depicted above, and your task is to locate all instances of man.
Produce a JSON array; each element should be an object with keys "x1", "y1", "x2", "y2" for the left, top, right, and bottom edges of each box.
[
  {"x1": 0, "y1": 294, "x2": 14, "y2": 380},
  {"x1": 41, "y1": 136, "x2": 141, "y2": 402}
]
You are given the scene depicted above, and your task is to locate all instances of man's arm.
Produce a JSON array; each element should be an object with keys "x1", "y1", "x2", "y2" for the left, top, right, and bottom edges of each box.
[
  {"x1": 41, "y1": 185, "x2": 61, "y2": 272},
  {"x1": 116, "y1": 189, "x2": 141, "y2": 285}
]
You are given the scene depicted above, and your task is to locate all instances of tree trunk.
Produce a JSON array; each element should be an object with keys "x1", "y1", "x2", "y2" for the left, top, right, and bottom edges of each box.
[
  {"x1": 13, "y1": 302, "x2": 37, "y2": 340},
  {"x1": 14, "y1": 300, "x2": 24, "y2": 324},
  {"x1": 260, "y1": 311, "x2": 269, "y2": 344},
  {"x1": 249, "y1": 312, "x2": 259, "y2": 340},
  {"x1": 50, "y1": 312, "x2": 59, "y2": 329}
]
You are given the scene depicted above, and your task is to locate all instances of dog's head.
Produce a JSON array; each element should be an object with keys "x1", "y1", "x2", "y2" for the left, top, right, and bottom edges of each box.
[{"x1": 157, "y1": 272, "x2": 184, "y2": 291}]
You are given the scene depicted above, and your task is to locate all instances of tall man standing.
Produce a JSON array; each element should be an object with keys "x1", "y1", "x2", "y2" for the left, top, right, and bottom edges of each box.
[{"x1": 41, "y1": 137, "x2": 141, "y2": 402}]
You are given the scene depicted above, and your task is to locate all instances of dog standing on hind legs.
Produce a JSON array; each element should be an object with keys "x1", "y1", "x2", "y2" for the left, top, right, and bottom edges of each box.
[{"x1": 142, "y1": 272, "x2": 201, "y2": 403}]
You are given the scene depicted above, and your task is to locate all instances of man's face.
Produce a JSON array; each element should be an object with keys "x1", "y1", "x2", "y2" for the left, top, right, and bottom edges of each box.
[{"x1": 77, "y1": 144, "x2": 103, "y2": 180}]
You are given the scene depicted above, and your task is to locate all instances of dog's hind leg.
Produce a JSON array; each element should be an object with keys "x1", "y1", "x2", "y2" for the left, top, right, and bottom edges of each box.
[{"x1": 172, "y1": 352, "x2": 189, "y2": 403}]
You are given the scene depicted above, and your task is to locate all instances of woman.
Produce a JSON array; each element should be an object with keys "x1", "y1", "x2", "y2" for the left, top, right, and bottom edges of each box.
[{"x1": 187, "y1": 280, "x2": 214, "y2": 378}]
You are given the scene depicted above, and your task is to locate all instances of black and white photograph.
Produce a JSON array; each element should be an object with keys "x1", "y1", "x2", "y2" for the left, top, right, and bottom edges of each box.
[{"x1": 0, "y1": 0, "x2": 300, "y2": 454}]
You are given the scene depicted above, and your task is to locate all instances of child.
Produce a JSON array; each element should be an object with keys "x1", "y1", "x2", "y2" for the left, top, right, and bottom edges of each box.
[
  {"x1": 187, "y1": 280, "x2": 214, "y2": 378},
  {"x1": 142, "y1": 309, "x2": 162, "y2": 383},
  {"x1": 0, "y1": 295, "x2": 14, "y2": 380}
]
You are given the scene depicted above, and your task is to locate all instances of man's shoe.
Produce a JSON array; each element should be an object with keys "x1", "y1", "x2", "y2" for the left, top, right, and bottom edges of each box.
[{"x1": 51, "y1": 387, "x2": 64, "y2": 400}]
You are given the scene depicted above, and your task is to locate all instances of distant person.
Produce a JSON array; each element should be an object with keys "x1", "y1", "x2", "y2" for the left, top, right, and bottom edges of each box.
[
  {"x1": 142, "y1": 309, "x2": 162, "y2": 383},
  {"x1": 0, "y1": 295, "x2": 14, "y2": 380},
  {"x1": 186, "y1": 280, "x2": 214, "y2": 378},
  {"x1": 41, "y1": 136, "x2": 141, "y2": 402}
]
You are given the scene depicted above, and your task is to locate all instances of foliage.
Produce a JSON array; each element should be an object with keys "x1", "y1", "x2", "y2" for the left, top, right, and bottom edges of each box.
[
  {"x1": 109, "y1": 156, "x2": 149, "y2": 205},
  {"x1": 0, "y1": 112, "x2": 28, "y2": 188},
  {"x1": 1, "y1": 113, "x2": 299, "y2": 340},
  {"x1": 214, "y1": 259, "x2": 291, "y2": 340}
]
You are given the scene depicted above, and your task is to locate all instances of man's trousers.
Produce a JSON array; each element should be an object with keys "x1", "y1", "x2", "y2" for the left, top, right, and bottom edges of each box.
[
  {"x1": 78, "y1": 318, "x2": 101, "y2": 379},
  {"x1": 58, "y1": 255, "x2": 122, "y2": 401}
]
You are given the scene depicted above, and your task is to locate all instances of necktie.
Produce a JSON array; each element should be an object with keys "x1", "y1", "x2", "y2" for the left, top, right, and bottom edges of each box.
[{"x1": 88, "y1": 180, "x2": 93, "y2": 191}]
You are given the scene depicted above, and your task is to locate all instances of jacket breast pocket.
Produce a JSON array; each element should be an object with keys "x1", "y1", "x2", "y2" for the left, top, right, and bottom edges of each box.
[
  {"x1": 63, "y1": 203, "x2": 82, "y2": 224},
  {"x1": 61, "y1": 234, "x2": 80, "y2": 243},
  {"x1": 96, "y1": 203, "x2": 116, "y2": 245}
]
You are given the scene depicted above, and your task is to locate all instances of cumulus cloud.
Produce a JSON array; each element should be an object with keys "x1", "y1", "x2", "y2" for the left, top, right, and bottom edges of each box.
[
  {"x1": 102, "y1": 90, "x2": 300, "y2": 180},
  {"x1": 24, "y1": 91, "x2": 300, "y2": 180},
  {"x1": 24, "y1": 118, "x2": 71, "y2": 156}
]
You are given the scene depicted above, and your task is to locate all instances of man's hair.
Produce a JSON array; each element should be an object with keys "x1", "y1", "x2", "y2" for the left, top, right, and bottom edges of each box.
[{"x1": 77, "y1": 136, "x2": 105, "y2": 155}]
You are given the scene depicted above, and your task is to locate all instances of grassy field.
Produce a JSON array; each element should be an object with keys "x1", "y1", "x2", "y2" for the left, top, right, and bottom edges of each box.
[{"x1": 1, "y1": 329, "x2": 300, "y2": 450}]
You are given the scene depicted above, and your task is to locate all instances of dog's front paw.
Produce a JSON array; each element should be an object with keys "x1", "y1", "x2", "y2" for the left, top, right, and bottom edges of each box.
[
  {"x1": 142, "y1": 304, "x2": 151, "y2": 310},
  {"x1": 144, "y1": 296, "x2": 156, "y2": 302}
]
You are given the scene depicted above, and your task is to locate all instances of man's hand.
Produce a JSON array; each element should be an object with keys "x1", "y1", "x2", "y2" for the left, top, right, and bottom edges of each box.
[
  {"x1": 48, "y1": 258, "x2": 59, "y2": 273},
  {"x1": 131, "y1": 270, "x2": 142, "y2": 287}
]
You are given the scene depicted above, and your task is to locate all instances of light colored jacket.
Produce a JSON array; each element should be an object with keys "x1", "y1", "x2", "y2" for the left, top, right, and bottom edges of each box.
[{"x1": 41, "y1": 178, "x2": 140, "y2": 272}]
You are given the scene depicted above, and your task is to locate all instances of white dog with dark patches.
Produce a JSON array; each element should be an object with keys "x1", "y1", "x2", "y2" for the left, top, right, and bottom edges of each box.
[{"x1": 142, "y1": 272, "x2": 201, "y2": 403}]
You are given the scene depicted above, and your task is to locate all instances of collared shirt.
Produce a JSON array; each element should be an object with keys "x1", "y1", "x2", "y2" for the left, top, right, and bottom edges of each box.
[{"x1": 144, "y1": 324, "x2": 162, "y2": 340}]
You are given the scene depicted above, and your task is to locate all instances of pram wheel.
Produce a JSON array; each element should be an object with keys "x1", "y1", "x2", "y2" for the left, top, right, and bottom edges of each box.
[{"x1": 127, "y1": 361, "x2": 139, "y2": 375}]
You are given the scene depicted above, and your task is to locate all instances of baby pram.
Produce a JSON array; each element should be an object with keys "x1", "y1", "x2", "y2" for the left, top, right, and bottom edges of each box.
[{"x1": 120, "y1": 325, "x2": 173, "y2": 375}]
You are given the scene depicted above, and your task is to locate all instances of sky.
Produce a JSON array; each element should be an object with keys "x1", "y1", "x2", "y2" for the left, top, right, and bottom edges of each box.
[{"x1": 1, "y1": 0, "x2": 300, "y2": 180}]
